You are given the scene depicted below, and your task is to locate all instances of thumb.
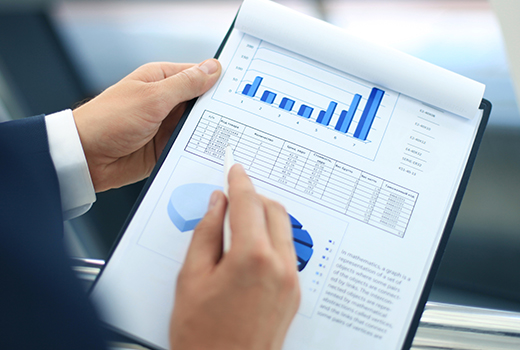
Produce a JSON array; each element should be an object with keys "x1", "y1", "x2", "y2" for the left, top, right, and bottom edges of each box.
[
  {"x1": 160, "y1": 59, "x2": 221, "y2": 107},
  {"x1": 182, "y1": 190, "x2": 226, "y2": 274}
]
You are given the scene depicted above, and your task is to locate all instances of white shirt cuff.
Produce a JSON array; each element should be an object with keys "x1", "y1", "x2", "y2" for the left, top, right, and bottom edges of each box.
[{"x1": 45, "y1": 109, "x2": 96, "y2": 221}]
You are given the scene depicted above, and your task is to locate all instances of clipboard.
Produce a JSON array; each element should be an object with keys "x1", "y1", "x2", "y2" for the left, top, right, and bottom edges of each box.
[{"x1": 89, "y1": 1, "x2": 491, "y2": 349}]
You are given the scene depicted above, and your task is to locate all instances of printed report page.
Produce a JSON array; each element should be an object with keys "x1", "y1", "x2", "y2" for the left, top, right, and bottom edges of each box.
[{"x1": 91, "y1": 28, "x2": 483, "y2": 350}]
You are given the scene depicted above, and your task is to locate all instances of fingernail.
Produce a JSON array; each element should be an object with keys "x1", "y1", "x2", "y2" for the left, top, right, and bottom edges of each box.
[
  {"x1": 208, "y1": 191, "x2": 220, "y2": 210},
  {"x1": 197, "y1": 59, "x2": 219, "y2": 75}
]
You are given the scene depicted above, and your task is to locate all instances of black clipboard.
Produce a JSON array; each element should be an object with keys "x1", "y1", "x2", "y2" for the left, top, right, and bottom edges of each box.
[{"x1": 89, "y1": 12, "x2": 492, "y2": 350}]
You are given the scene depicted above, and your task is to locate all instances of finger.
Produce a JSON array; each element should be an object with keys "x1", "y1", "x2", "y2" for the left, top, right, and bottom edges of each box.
[
  {"x1": 158, "y1": 59, "x2": 222, "y2": 107},
  {"x1": 183, "y1": 190, "x2": 226, "y2": 273},
  {"x1": 155, "y1": 62, "x2": 196, "y2": 79},
  {"x1": 261, "y1": 196, "x2": 296, "y2": 262},
  {"x1": 227, "y1": 164, "x2": 268, "y2": 249},
  {"x1": 127, "y1": 62, "x2": 196, "y2": 82}
]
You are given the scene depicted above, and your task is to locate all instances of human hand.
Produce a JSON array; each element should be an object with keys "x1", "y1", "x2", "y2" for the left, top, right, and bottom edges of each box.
[
  {"x1": 73, "y1": 59, "x2": 221, "y2": 192},
  {"x1": 169, "y1": 164, "x2": 301, "y2": 350}
]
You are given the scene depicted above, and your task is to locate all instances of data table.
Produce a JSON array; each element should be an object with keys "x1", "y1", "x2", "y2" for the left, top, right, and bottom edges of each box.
[{"x1": 186, "y1": 110, "x2": 418, "y2": 237}]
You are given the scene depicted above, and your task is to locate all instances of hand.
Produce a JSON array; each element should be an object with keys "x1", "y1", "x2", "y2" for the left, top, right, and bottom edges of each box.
[
  {"x1": 73, "y1": 59, "x2": 221, "y2": 192},
  {"x1": 170, "y1": 164, "x2": 301, "y2": 350}
]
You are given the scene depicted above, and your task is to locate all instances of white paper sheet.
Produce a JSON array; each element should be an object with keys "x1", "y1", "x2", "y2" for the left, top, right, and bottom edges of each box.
[{"x1": 236, "y1": 0, "x2": 485, "y2": 119}]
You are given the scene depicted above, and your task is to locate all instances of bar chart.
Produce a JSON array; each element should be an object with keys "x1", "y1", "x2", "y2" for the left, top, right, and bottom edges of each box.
[
  {"x1": 212, "y1": 33, "x2": 399, "y2": 160},
  {"x1": 242, "y1": 76, "x2": 384, "y2": 142}
]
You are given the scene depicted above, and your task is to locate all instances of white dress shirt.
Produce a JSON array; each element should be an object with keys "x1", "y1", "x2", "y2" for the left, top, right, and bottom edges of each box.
[{"x1": 45, "y1": 109, "x2": 96, "y2": 221}]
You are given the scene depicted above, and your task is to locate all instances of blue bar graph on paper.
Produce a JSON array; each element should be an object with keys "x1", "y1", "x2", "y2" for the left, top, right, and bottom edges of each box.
[
  {"x1": 261, "y1": 90, "x2": 277, "y2": 104},
  {"x1": 354, "y1": 88, "x2": 384, "y2": 141},
  {"x1": 336, "y1": 94, "x2": 362, "y2": 133},
  {"x1": 298, "y1": 105, "x2": 313, "y2": 119},
  {"x1": 239, "y1": 74, "x2": 384, "y2": 142},
  {"x1": 279, "y1": 97, "x2": 295, "y2": 111},
  {"x1": 242, "y1": 76, "x2": 263, "y2": 97},
  {"x1": 317, "y1": 101, "x2": 337, "y2": 126}
]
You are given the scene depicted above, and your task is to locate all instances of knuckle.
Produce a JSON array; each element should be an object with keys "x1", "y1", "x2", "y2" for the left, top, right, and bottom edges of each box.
[
  {"x1": 248, "y1": 244, "x2": 272, "y2": 268},
  {"x1": 140, "y1": 62, "x2": 156, "y2": 71},
  {"x1": 248, "y1": 193, "x2": 265, "y2": 211},
  {"x1": 244, "y1": 245, "x2": 279, "y2": 278},
  {"x1": 268, "y1": 199, "x2": 287, "y2": 214}
]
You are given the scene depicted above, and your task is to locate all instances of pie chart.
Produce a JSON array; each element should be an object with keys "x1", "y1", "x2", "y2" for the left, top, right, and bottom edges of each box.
[
  {"x1": 289, "y1": 214, "x2": 314, "y2": 271},
  {"x1": 167, "y1": 183, "x2": 223, "y2": 232},
  {"x1": 168, "y1": 183, "x2": 314, "y2": 271}
]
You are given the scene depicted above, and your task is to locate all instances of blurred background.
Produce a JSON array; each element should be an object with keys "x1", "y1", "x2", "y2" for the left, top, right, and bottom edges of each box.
[{"x1": 1, "y1": 0, "x2": 519, "y2": 313}]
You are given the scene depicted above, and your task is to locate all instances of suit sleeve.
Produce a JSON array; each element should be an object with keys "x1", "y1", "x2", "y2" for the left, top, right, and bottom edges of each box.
[{"x1": 0, "y1": 116, "x2": 106, "y2": 349}]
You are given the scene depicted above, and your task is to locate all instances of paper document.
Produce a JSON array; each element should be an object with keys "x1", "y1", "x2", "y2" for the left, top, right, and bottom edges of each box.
[{"x1": 91, "y1": 1, "x2": 488, "y2": 349}]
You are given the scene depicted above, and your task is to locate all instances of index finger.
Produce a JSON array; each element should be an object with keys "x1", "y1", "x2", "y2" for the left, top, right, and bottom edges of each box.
[
  {"x1": 227, "y1": 164, "x2": 269, "y2": 251},
  {"x1": 261, "y1": 195, "x2": 295, "y2": 261}
]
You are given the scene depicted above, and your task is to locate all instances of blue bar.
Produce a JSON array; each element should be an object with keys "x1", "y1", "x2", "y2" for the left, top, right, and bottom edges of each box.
[
  {"x1": 336, "y1": 94, "x2": 361, "y2": 133},
  {"x1": 335, "y1": 110, "x2": 348, "y2": 131},
  {"x1": 298, "y1": 105, "x2": 313, "y2": 119},
  {"x1": 279, "y1": 98, "x2": 286, "y2": 109},
  {"x1": 354, "y1": 88, "x2": 385, "y2": 141},
  {"x1": 316, "y1": 110, "x2": 325, "y2": 124},
  {"x1": 242, "y1": 84, "x2": 251, "y2": 96},
  {"x1": 318, "y1": 101, "x2": 337, "y2": 126},
  {"x1": 243, "y1": 76, "x2": 263, "y2": 97},
  {"x1": 261, "y1": 90, "x2": 276, "y2": 104},
  {"x1": 303, "y1": 107, "x2": 313, "y2": 118},
  {"x1": 279, "y1": 97, "x2": 295, "y2": 111}
]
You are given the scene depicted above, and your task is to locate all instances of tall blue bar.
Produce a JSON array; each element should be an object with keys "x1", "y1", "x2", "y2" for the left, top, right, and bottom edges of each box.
[
  {"x1": 335, "y1": 110, "x2": 348, "y2": 132},
  {"x1": 261, "y1": 90, "x2": 277, "y2": 104},
  {"x1": 242, "y1": 76, "x2": 263, "y2": 97},
  {"x1": 317, "y1": 101, "x2": 337, "y2": 126},
  {"x1": 336, "y1": 94, "x2": 361, "y2": 133},
  {"x1": 298, "y1": 105, "x2": 313, "y2": 119},
  {"x1": 354, "y1": 88, "x2": 384, "y2": 141},
  {"x1": 280, "y1": 97, "x2": 295, "y2": 111}
]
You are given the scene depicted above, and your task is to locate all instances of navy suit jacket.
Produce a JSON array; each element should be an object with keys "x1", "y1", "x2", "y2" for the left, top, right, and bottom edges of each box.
[{"x1": 0, "y1": 116, "x2": 105, "y2": 349}]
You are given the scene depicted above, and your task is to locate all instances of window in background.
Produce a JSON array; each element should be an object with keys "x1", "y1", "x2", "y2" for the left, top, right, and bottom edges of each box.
[
  {"x1": 52, "y1": 1, "x2": 320, "y2": 95},
  {"x1": 324, "y1": 0, "x2": 518, "y2": 127}
]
